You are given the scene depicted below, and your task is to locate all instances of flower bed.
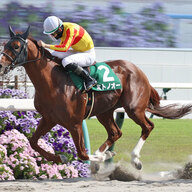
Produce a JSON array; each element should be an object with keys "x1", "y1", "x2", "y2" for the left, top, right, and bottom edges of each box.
[
  {"x1": 0, "y1": 88, "x2": 90, "y2": 180},
  {"x1": 0, "y1": 1, "x2": 176, "y2": 48}
]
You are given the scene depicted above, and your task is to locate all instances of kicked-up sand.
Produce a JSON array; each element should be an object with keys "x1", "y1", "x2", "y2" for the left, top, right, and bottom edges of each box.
[{"x1": 0, "y1": 161, "x2": 192, "y2": 192}]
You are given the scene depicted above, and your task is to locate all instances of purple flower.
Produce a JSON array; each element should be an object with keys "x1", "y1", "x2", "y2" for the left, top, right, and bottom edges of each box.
[{"x1": 0, "y1": 88, "x2": 90, "y2": 179}]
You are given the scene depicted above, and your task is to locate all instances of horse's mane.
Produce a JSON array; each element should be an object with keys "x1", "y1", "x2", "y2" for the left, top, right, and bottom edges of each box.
[
  {"x1": 28, "y1": 36, "x2": 48, "y2": 55},
  {"x1": 28, "y1": 35, "x2": 39, "y2": 48},
  {"x1": 27, "y1": 36, "x2": 62, "y2": 65}
]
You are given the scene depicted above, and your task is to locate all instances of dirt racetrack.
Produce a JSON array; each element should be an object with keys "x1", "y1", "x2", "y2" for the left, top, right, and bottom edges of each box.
[
  {"x1": 1, "y1": 162, "x2": 192, "y2": 192},
  {"x1": 0, "y1": 177, "x2": 192, "y2": 192}
]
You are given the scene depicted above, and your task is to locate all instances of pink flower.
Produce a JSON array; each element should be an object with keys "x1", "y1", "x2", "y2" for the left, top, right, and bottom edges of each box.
[{"x1": 39, "y1": 174, "x2": 47, "y2": 179}]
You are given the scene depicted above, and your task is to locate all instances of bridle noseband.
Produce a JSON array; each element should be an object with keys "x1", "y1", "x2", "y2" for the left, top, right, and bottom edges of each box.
[
  {"x1": 2, "y1": 35, "x2": 44, "y2": 74},
  {"x1": 2, "y1": 35, "x2": 28, "y2": 73}
]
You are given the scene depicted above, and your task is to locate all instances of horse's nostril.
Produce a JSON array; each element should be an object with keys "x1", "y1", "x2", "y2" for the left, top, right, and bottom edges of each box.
[{"x1": 0, "y1": 65, "x2": 2, "y2": 68}]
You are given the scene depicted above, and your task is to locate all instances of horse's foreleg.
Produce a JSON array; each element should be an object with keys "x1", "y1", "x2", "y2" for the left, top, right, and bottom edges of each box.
[
  {"x1": 89, "y1": 111, "x2": 122, "y2": 162},
  {"x1": 69, "y1": 124, "x2": 89, "y2": 161},
  {"x1": 29, "y1": 118, "x2": 61, "y2": 163}
]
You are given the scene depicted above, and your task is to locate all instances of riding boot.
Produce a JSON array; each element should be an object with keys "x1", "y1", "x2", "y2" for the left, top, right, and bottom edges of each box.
[{"x1": 65, "y1": 63, "x2": 97, "y2": 93}]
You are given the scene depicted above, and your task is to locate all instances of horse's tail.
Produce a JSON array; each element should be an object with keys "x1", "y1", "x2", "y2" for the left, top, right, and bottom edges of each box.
[{"x1": 147, "y1": 86, "x2": 192, "y2": 119}]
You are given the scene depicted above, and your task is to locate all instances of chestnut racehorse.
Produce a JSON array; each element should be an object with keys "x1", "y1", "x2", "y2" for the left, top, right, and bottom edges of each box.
[{"x1": 0, "y1": 26, "x2": 192, "y2": 170}]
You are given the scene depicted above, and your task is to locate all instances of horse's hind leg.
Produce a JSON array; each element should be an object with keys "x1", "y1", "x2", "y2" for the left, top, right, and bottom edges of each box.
[
  {"x1": 89, "y1": 110, "x2": 122, "y2": 162},
  {"x1": 125, "y1": 108, "x2": 154, "y2": 170},
  {"x1": 29, "y1": 117, "x2": 62, "y2": 163}
]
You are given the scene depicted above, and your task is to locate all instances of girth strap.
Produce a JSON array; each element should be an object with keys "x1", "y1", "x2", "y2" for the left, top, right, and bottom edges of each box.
[{"x1": 84, "y1": 91, "x2": 94, "y2": 119}]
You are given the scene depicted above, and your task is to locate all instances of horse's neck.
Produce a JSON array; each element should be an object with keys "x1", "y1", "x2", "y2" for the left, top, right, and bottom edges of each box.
[
  {"x1": 24, "y1": 44, "x2": 56, "y2": 94},
  {"x1": 25, "y1": 61, "x2": 54, "y2": 91}
]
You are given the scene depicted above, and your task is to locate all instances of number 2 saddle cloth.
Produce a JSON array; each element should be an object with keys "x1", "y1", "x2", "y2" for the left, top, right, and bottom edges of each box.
[{"x1": 69, "y1": 62, "x2": 122, "y2": 92}]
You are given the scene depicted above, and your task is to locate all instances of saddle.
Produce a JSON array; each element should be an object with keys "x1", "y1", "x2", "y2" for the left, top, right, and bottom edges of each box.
[{"x1": 45, "y1": 52, "x2": 121, "y2": 91}]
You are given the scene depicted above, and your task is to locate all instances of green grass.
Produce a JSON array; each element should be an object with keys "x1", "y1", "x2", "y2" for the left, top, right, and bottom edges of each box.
[{"x1": 86, "y1": 118, "x2": 192, "y2": 172}]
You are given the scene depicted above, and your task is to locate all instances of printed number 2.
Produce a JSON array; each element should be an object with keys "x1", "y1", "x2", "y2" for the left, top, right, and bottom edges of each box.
[{"x1": 98, "y1": 65, "x2": 115, "y2": 82}]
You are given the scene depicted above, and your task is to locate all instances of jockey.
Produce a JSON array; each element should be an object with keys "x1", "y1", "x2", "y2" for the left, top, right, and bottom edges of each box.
[{"x1": 37, "y1": 16, "x2": 97, "y2": 93}]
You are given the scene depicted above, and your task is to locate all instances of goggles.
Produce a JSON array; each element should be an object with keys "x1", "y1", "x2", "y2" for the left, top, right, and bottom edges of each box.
[{"x1": 51, "y1": 30, "x2": 58, "y2": 37}]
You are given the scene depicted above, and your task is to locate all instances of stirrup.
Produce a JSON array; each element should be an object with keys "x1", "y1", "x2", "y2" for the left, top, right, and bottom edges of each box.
[{"x1": 82, "y1": 80, "x2": 97, "y2": 93}]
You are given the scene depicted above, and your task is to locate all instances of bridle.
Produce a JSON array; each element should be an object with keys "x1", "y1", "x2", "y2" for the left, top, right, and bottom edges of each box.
[{"x1": 1, "y1": 35, "x2": 44, "y2": 74}]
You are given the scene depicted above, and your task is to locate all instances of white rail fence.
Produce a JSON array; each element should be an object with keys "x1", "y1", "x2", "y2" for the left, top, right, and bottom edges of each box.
[
  {"x1": 0, "y1": 82, "x2": 192, "y2": 119},
  {"x1": 0, "y1": 99, "x2": 35, "y2": 111}
]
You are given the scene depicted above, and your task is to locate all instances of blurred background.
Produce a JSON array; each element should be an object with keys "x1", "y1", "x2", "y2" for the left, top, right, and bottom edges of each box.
[
  {"x1": 0, "y1": 0, "x2": 192, "y2": 48},
  {"x1": 0, "y1": 0, "x2": 192, "y2": 101}
]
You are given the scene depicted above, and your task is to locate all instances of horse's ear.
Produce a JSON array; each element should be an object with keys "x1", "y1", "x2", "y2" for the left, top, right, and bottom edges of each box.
[
  {"x1": 9, "y1": 25, "x2": 16, "y2": 37},
  {"x1": 22, "y1": 25, "x2": 30, "y2": 40}
]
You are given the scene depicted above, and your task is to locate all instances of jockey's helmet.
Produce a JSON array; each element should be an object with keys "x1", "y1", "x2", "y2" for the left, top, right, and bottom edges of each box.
[{"x1": 43, "y1": 16, "x2": 63, "y2": 41}]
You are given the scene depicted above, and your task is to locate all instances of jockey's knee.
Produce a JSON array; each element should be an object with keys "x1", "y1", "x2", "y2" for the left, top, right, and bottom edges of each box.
[{"x1": 62, "y1": 58, "x2": 72, "y2": 67}]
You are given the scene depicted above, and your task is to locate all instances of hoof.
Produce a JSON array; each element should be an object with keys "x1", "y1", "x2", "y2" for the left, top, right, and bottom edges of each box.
[
  {"x1": 104, "y1": 151, "x2": 116, "y2": 160},
  {"x1": 90, "y1": 161, "x2": 100, "y2": 174},
  {"x1": 131, "y1": 158, "x2": 142, "y2": 170},
  {"x1": 134, "y1": 162, "x2": 142, "y2": 170}
]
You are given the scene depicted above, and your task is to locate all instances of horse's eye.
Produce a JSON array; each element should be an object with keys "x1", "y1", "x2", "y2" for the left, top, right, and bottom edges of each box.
[{"x1": 14, "y1": 45, "x2": 19, "y2": 49}]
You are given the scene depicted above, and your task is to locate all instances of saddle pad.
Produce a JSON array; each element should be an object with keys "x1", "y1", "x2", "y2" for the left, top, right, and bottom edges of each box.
[{"x1": 69, "y1": 62, "x2": 122, "y2": 91}]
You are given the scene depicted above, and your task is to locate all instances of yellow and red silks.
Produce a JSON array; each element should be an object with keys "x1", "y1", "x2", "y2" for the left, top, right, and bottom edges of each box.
[{"x1": 49, "y1": 22, "x2": 94, "y2": 52}]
